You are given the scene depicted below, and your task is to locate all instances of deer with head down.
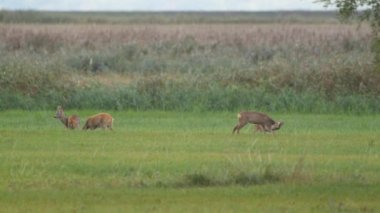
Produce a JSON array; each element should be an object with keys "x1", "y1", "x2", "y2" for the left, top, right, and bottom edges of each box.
[
  {"x1": 82, "y1": 113, "x2": 114, "y2": 130},
  {"x1": 232, "y1": 111, "x2": 283, "y2": 134},
  {"x1": 54, "y1": 106, "x2": 80, "y2": 129}
]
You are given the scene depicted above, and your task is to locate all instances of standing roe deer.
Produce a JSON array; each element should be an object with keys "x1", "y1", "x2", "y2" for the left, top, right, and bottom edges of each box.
[
  {"x1": 54, "y1": 106, "x2": 80, "y2": 129},
  {"x1": 232, "y1": 111, "x2": 283, "y2": 134},
  {"x1": 83, "y1": 113, "x2": 113, "y2": 130}
]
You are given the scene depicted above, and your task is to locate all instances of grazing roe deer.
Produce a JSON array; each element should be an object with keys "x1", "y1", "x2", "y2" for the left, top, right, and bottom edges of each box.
[
  {"x1": 232, "y1": 111, "x2": 283, "y2": 134},
  {"x1": 54, "y1": 106, "x2": 80, "y2": 129},
  {"x1": 83, "y1": 113, "x2": 113, "y2": 130}
]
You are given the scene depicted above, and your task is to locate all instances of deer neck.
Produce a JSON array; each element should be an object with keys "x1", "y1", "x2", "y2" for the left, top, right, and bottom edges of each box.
[{"x1": 58, "y1": 114, "x2": 69, "y2": 127}]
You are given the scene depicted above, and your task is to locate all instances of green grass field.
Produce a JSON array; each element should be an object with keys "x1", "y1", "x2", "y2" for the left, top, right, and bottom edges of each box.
[{"x1": 0, "y1": 110, "x2": 379, "y2": 212}]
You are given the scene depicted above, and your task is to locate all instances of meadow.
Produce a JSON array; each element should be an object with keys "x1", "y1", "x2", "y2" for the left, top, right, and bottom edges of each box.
[
  {"x1": 0, "y1": 11, "x2": 379, "y2": 212},
  {"x1": 0, "y1": 110, "x2": 379, "y2": 212}
]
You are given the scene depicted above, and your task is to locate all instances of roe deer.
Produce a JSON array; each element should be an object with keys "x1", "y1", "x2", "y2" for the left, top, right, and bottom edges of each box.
[
  {"x1": 54, "y1": 106, "x2": 80, "y2": 129},
  {"x1": 83, "y1": 113, "x2": 113, "y2": 130},
  {"x1": 232, "y1": 111, "x2": 283, "y2": 134}
]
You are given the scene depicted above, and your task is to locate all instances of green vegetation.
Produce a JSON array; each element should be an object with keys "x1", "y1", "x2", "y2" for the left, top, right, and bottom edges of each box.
[
  {"x1": 1, "y1": 11, "x2": 378, "y2": 212},
  {"x1": 0, "y1": 11, "x2": 379, "y2": 113},
  {"x1": 0, "y1": 111, "x2": 379, "y2": 211}
]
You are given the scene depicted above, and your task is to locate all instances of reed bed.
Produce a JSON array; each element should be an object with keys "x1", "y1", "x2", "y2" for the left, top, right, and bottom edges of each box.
[{"x1": 0, "y1": 21, "x2": 378, "y2": 112}]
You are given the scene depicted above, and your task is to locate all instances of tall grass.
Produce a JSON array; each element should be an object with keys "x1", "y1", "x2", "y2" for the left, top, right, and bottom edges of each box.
[{"x1": 0, "y1": 14, "x2": 379, "y2": 112}]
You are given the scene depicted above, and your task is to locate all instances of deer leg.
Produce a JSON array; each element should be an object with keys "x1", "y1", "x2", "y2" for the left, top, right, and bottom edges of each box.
[
  {"x1": 255, "y1": 124, "x2": 265, "y2": 132},
  {"x1": 233, "y1": 121, "x2": 247, "y2": 134},
  {"x1": 232, "y1": 125, "x2": 238, "y2": 134}
]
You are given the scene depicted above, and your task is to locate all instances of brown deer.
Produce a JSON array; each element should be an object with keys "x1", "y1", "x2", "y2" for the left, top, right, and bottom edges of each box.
[
  {"x1": 83, "y1": 113, "x2": 113, "y2": 130},
  {"x1": 54, "y1": 106, "x2": 80, "y2": 129},
  {"x1": 232, "y1": 111, "x2": 283, "y2": 134}
]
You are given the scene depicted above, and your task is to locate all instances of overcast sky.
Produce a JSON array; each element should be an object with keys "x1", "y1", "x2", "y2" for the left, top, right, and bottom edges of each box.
[{"x1": 0, "y1": 0, "x2": 332, "y2": 11}]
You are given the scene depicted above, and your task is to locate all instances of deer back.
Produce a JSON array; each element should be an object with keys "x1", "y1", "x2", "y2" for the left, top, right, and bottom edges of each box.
[{"x1": 83, "y1": 113, "x2": 113, "y2": 130}]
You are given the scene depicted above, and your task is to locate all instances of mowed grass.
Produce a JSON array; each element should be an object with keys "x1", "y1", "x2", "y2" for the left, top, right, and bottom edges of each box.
[{"x1": 0, "y1": 110, "x2": 379, "y2": 212}]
